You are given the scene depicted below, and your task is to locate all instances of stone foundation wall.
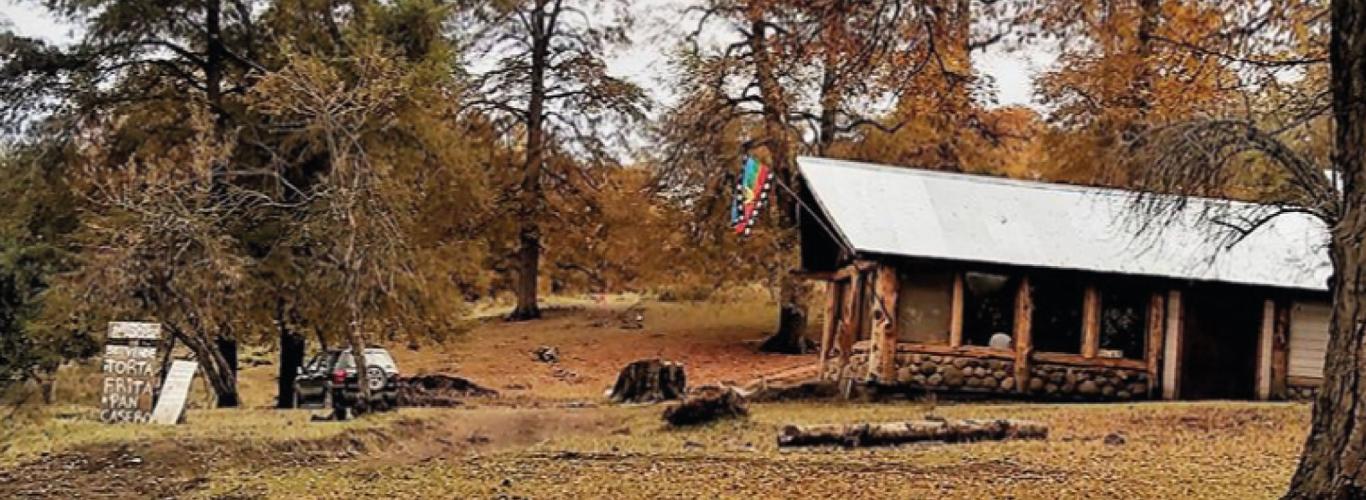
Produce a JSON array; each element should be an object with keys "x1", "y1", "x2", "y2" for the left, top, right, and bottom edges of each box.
[
  {"x1": 891, "y1": 353, "x2": 1017, "y2": 393},
  {"x1": 825, "y1": 345, "x2": 1152, "y2": 401},
  {"x1": 1023, "y1": 364, "x2": 1149, "y2": 401}
]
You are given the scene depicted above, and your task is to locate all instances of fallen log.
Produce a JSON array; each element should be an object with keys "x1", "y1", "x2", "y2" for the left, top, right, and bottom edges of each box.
[
  {"x1": 777, "y1": 418, "x2": 1047, "y2": 448},
  {"x1": 663, "y1": 385, "x2": 747, "y2": 426},
  {"x1": 741, "y1": 379, "x2": 840, "y2": 402},
  {"x1": 395, "y1": 374, "x2": 498, "y2": 407}
]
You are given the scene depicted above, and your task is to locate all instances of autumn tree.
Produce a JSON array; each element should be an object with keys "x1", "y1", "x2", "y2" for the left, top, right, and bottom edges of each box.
[
  {"x1": 457, "y1": 0, "x2": 649, "y2": 320},
  {"x1": 1284, "y1": 1, "x2": 1366, "y2": 495},
  {"x1": 58, "y1": 111, "x2": 257, "y2": 407},
  {"x1": 0, "y1": 0, "x2": 273, "y2": 405},
  {"x1": 250, "y1": 15, "x2": 487, "y2": 405},
  {"x1": 1055, "y1": 1, "x2": 1366, "y2": 495},
  {"x1": 1018, "y1": 1, "x2": 1325, "y2": 187},
  {"x1": 657, "y1": 0, "x2": 952, "y2": 352}
]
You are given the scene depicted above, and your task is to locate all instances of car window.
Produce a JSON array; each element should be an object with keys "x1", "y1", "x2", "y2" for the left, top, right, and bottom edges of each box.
[
  {"x1": 333, "y1": 350, "x2": 397, "y2": 372},
  {"x1": 335, "y1": 352, "x2": 355, "y2": 369},
  {"x1": 304, "y1": 353, "x2": 327, "y2": 373},
  {"x1": 365, "y1": 350, "x2": 397, "y2": 371}
]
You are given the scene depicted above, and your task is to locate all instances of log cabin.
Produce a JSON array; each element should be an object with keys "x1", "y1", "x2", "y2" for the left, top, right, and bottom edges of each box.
[{"x1": 797, "y1": 157, "x2": 1332, "y2": 401}]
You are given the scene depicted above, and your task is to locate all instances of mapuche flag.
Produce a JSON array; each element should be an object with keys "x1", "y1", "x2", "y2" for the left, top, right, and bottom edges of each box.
[{"x1": 730, "y1": 156, "x2": 774, "y2": 236}]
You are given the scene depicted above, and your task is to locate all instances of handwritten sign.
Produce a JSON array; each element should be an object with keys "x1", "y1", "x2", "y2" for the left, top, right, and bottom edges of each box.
[
  {"x1": 108, "y1": 321, "x2": 162, "y2": 340},
  {"x1": 151, "y1": 360, "x2": 197, "y2": 425},
  {"x1": 100, "y1": 321, "x2": 161, "y2": 424}
]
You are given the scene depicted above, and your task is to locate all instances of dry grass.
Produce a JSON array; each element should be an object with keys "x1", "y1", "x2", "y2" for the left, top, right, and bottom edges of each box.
[
  {"x1": 183, "y1": 401, "x2": 1307, "y2": 499},
  {"x1": 0, "y1": 293, "x2": 1313, "y2": 498},
  {"x1": 228, "y1": 288, "x2": 815, "y2": 405}
]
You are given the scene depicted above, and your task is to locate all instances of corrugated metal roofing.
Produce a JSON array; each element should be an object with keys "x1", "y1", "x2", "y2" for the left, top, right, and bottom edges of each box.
[{"x1": 798, "y1": 156, "x2": 1332, "y2": 292}]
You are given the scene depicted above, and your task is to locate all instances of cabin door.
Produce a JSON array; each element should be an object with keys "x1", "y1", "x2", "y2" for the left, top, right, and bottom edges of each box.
[{"x1": 1178, "y1": 286, "x2": 1261, "y2": 399}]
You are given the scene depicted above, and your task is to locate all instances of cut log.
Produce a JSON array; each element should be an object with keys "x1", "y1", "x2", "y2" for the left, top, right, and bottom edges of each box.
[
  {"x1": 663, "y1": 385, "x2": 748, "y2": 426},
  {"x1": 395, "y1": 374, "x2": 499, "y2": 407},
  {"x1": 777, "y1": 418, "x2": 1048, "y2": 448},
  {"x1": 608, "y1": 359, "x2": 687, "y2": 403},
  {"x1": 742, "y1": 379, "x2": 840, "y2": 402}
]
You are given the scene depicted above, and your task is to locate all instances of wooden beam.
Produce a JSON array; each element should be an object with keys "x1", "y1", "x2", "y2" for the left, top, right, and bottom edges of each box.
[
  {"x1": 833, "y1": 264, "x2": 861, "y2": 282},
  {"x1": 1162, "y1": 290, "x2": 1184, "y2": 400},
  {"x1": 836, "y1": 271, "x2": 864, "y2": 381},
  {"x1": 1013, "y1": 276, "x2": 1033, "y2": 393},
  {"x1": 1146, "y1": 292, "x2": 1166, "y2": 397},
  {"x1": 949, "y1": 273, "x2": 964, "y2": 348},
  {"x1": 1288, "y1": 375, "x2": 1324, "y2": 388},
  {"x1": 870, "y1": 265, "x2": 900, "y2": 383},
  {"x1": 1272, "y1": 301, "x2": 1291, "y2": 399},
  {"x1": 892, "y1": 342, "x2": 1017, "y2": 360},
  {"x1": 817, "y1": 282, "x2": 844, "y2": 379},
  {"x1": 1256, "y1": 299, "x2": 1276, "y2": 400},
  {"x1": 791, "y1": 269, "x2": 836, "y2": 281},
  {"x1": 1032, "y1": 351, "x2": 1148, "y2": 371},
  {"x1": 1081, "y1": 286, "x2": 1101, "y2": 358}
]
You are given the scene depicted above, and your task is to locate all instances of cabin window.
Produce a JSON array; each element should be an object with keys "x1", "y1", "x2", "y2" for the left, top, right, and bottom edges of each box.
[
  {"x1": 1030, "y1": 274, "x2": 1085, "y2": 354},
  {"x1": 962, "y1": 271, "x2": 1018, "y2": 348},
  {"x1": 896, "y1": 268, "x2": 954, "y2": 344},
  {"x1": 1099, "y1": 284, "x2": 1149, "y2": 360}
]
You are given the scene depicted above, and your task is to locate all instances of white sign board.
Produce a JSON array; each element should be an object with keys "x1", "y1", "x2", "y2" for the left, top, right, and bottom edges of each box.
[
  {"x1": 100, "y1": 321, "x2": 161, "y2": 424},
  {"x1": 108, "y1": 321, "x2": 162, "y2": 340},
  {"x1": 151, "y1": 360, "x2": 198, "y2": 425}
]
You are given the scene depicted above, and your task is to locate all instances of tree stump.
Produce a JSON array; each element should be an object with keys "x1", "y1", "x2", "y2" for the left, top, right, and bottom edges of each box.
[
  {"x1": 777, "y1": 418, "x2": 1048, "y2": 448},
  {"x1": 663, "y1": 385, "x2": 748, "y2": 426},
  {"x1": 608, "y1": 359, "x2": 686, "y2": 403}
]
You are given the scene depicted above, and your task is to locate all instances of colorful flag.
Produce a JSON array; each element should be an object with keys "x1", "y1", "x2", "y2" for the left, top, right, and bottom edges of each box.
[{"x1": 730, "y1": 156, "x2": 774, "y2": 236}]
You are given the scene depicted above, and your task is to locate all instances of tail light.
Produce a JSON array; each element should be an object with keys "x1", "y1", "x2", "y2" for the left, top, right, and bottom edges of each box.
[{"x1": 333, "y1": 369, "x2": 346, "y2": 384}]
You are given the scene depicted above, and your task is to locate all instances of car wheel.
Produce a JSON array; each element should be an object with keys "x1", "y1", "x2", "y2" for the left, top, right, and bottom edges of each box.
[{"x1": 366, "y1": 366, "x2": 386, "y2": 392}]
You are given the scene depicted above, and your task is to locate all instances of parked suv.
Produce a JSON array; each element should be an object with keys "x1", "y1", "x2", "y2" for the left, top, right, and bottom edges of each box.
[{"x1": 293, "y1": 348, "x2": 400, "y2": 416}]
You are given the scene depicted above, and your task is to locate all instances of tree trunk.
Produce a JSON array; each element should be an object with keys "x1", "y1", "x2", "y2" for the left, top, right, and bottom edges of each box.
[
  {"x1": 214, "y1": 336, "x2": 239, "y2": 407},
  {"x1": 169, "y1": 323, "x2": 239, "y2": 408},
  {"x1": 509, "y1": 1, "x2": 550, "y2": 322},
  {"x1": 1124, "y1": 0, "x2": 1160, "y2": 150},
  {"x1": 748, "y1": 11, "x2": 811, "y2": 354},
  {"x1": 760, "y1": 276, "x2": 814, "y2": 353},
  {"x1": 345, "y1": 294, "x2": 372, "y2": 404},
  {"x1": 274, "y1": 303, "x2": 304, "y2": 407},
  {"x1": 1285, "y1": 2, "x2": 1366, "y2": 497},
  {"x1": 204, "y1": 0, "x2": 224, "y2": 120}
]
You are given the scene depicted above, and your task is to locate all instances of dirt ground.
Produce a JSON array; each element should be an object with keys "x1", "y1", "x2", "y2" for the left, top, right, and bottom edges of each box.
[{"x1": 0, "y1": 294, "x2": 1314, "y2": 499}]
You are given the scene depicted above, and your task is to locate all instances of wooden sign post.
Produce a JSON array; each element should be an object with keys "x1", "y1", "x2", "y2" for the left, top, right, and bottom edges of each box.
[
  {"x1": 151, "y1": 360, "x2": 198, "y2": 425},
  {"x1": 100, "y1": 321, "x2": 162, "y2": 424}
]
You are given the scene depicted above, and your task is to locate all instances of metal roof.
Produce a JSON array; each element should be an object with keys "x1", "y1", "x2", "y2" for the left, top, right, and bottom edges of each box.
[{"x1": 798, "y1": 156, "x2": 1331, "y2": 292}]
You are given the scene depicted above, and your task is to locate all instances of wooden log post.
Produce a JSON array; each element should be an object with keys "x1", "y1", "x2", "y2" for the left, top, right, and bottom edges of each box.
[
  {"x1": 1013, "y1": 277, "x2": 1033, "y2": 393},
  {"x1": 818, "y1": 281, "x2": 844, "y2": 380},
  {"x1": 836, "y1": 268, "x2": 863, "y2": 384},
  {"x1": 1256, "y1": 298, "x2": 1276, "y2": 400},
  {"x1": 1146, "y1": 292, "x2": 1166, "y2": 397},
  {"x1": 1272, "y1": 301, "x2": 1291, "y2": 399},
  {"x1": 1081, "y1": 286, "x2": 1101, "y2": 358},
  {"x1": 1162, "y1": 290, "x2": 1184, "y2": 400},
  {"x1": 949, "y1": 273, "x2": 965, "y2": 348},
  {"x1": 869, "y1": 265, "x2": 900, "y2": 383}
]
